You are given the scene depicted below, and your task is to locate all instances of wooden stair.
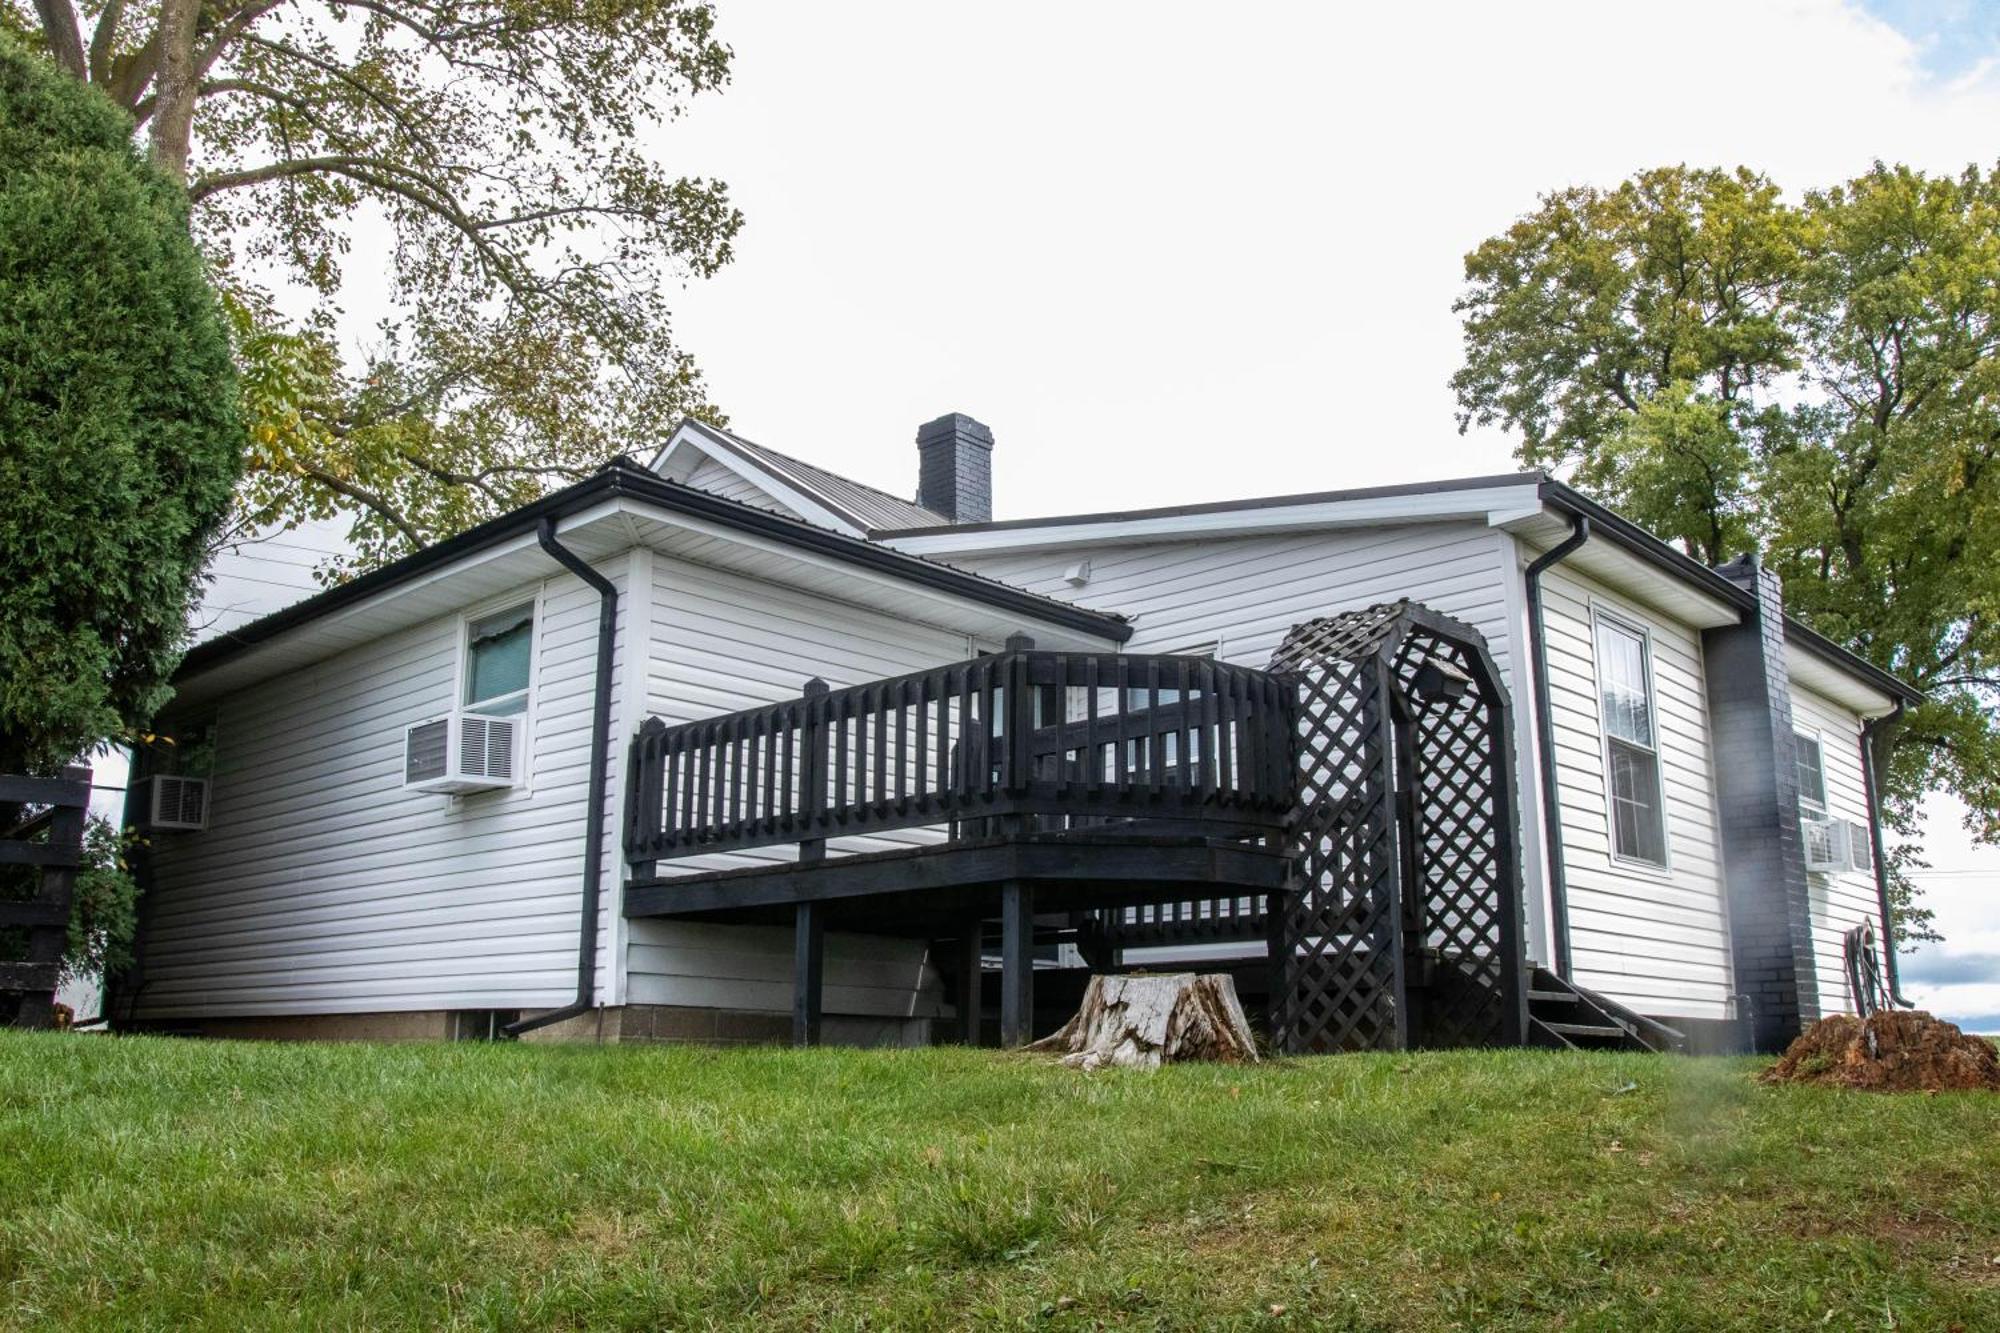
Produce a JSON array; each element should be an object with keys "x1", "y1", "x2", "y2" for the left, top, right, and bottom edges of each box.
[{"x1": 1526, "y1": 967, "x2": 1686, "y2": 1053}]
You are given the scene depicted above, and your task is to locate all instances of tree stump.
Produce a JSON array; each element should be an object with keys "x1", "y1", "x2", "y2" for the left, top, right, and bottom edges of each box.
[{"x1": 1028, "y1": 973, "x2": 1260, "y2": 1070}]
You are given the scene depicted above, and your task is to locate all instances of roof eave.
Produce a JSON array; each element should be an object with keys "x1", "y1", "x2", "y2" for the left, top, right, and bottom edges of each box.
[
  {"x1": 174, "y1": 463, "x2": 1130, "y2": 684},
  {"x1": 1535, "y1": 479, "x2": 1922, "y2": 709}
]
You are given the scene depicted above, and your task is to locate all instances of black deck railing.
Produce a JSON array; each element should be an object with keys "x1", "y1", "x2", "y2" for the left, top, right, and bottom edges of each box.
[{"x1": 625, "y1": 647, "x2": 1296, "y2": 871}]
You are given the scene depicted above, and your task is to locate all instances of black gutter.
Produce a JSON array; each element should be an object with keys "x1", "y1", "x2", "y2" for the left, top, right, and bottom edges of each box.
[
  {"x1": 1537, "y1": 479, "x2": 1922, "y2": 708},
  {"x1": 176, "y1": 461, "x2": 1128, "y2": 685},
  {"x1": 1524, "y1": 513, "x2": 1591, "y2": 979},
  {"x1": 505, "y1": 517, "x2": 617, "y2": 1038},
  {"x1": 1860, "y1": 702, "x2": 1916, "y2": 1008},
  {"x1": 1783, "y1": 619, "x2": 1924, "y2": 708}
]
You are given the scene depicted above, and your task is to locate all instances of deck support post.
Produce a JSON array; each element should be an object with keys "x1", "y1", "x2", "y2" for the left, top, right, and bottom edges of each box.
[
  {"x1": 1000, "y1": 880, "x2": 1034, "y2": 1047},
  {"x1": 957, "y1": 919, "x2": 984, "y2": 1045},
  {"x1": 793, "y1": 900, "x2": 824, "y2": 1047}
]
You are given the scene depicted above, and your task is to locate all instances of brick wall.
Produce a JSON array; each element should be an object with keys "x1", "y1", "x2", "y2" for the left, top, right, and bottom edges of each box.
[{"x1": 1703, "y1": 558, "x2": 1818, "y2": 1052}]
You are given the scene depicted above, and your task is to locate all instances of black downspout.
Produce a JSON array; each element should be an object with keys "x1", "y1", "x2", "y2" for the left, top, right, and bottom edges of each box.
[
  {"x1": 505, "y1": 517, "x2": 618, "y2": 1037},
  {"x1": 1860, "y1": 702, "x2": 1914, "y2": 1008},
  {"x1": 1524, "y1": 514, "x2": 1591, "y2": 979}
]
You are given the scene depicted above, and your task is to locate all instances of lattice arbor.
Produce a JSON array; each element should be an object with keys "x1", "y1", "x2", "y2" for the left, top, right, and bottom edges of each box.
[{"x1": 1268, "y1": 603, "x2": 1528, "y2": 1054}]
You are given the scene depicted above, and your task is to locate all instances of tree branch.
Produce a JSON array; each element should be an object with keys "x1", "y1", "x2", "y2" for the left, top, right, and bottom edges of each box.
[
  {"x1": 194, "y1": 0, "x2": 282, "y2": 80},
  {"x1": 33, "y1": 0, "x2": 87, "y2": 78},
  {"x1": 293, "y1": 463, "x2": 425, "y2": 549},
  {"x1": 88, "y1": 0, "x2": 126, "y2": 84}
]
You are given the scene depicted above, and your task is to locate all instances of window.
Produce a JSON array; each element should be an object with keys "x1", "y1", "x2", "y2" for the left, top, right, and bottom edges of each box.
[
  {"x1": 465, "y1": 604, "x2": 534, "y2": 716},
  {"x1": 1593, "y1": 612, "x2": 1667, "y2": 867},
  {"x1": 1795, "y1": 733, "x2": 1827, "y2": 815}
]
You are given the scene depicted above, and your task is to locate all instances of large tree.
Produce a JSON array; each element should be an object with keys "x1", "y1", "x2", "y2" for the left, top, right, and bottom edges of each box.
[
  {"x1": 0, "y1": 32, "x2": 241, "y2": 776},
  {"x1": 6, "y1": 0, "x2": 742, "y2": 573},
  {"x1": 1455, "y1": 163, "x2": 2000, "y2": 945}
]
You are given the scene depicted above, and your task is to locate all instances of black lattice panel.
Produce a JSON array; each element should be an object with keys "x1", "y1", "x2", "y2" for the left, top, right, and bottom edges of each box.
[
  {"x1": 1269, "y1": 657, "x2": 1406, "y2": 1054},
  {"x1": 1268, "y1": 602, "x2": 1527, "y2": 1054},
  {"x1": 1394, "y1": 634, "x2": 1511, "y2": 1046}
]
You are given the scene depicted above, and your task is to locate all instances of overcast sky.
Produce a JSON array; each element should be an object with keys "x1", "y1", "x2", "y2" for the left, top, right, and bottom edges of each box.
[{"x1": 303, "y1": 1, "x2": 2000, "y2": 1022}]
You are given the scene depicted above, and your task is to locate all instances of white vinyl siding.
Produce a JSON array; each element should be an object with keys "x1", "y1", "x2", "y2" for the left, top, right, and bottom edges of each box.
[
  {"x1": 946, "y1": 522, "x2": 1531, "y2": 964},
  {"x1": 623, "y1": 552, "x2": 978, "y2": 1017},
  {"x1": 133, "y1": 560, "x2": 629, "y2": 1019},
  {"x1": 952, "y1": 523, "x2": 1520, "y2": 680},
  {"x1": 1790, "y1": 684, "x2": 1888, "y2": 1016},
  {"x1": 1538, "y1": 566, "x2": 1732, "y2": 1021},
  {"x1": 682, "y1": 453, "x2": 803, "y2": 519}
]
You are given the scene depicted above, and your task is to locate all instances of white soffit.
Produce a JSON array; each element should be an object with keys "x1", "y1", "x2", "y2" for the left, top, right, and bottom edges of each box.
[
  {"x1": 1787, "y1": 644, "x2": 1898, "y2": 718},
  {"x1": 170, "y1": 502, "x2": 633, "y2": 709},
  {"x1": 172, "y1": 497, "x2": 1120, "y2": 708},
  {"x1": 622, "y1": 507, "x2": 1119, "y2": 650},
  {"x1": 882, "y1": 480, "x2": 1549, "y2": 558},
  {"x1": 1503, "y1": 510, "x2": 1741, "y2": 630}
]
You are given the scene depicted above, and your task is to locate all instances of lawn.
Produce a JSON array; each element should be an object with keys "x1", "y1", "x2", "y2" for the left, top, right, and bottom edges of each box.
[{"x1": 1, "y1": 1034, "x2": 1996, "y2": 1331}]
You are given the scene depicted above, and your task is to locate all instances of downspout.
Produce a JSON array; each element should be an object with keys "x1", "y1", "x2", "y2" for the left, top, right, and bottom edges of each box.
[
  {"x1": 1860, "y1": 701, "x2": 1914, "y2": 1008},
  {"x1": 1524, "y1": 513, "x2": 1591, "y2": 979},
  {"x1": 505, "y1": 516, "x2": 618, "y2": 1037}
]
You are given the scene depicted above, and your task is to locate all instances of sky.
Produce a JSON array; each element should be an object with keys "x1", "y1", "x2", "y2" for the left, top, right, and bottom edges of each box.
[{"x1": 285, "y1": 1, "x2": 2000, "y2": 1023}]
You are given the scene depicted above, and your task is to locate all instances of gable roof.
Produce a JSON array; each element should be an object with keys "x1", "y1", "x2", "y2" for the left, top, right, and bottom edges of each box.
[
  {"x1": 651, "y1": 420, "x2": 947, "y2": 533},
  {"x1": 174, "y1": 458, "x2": 1130, "y2": 689}
]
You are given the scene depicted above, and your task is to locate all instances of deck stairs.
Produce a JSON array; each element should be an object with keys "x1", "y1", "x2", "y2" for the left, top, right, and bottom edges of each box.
[{"x1": 1526, "y1": 966, "x2": 1687, "y2": 1053}]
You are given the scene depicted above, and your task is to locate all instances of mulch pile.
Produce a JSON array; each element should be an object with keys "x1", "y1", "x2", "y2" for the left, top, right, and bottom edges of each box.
[{"x1": 1762, "y1": 1010, "x2": 2000, "y2": 1092}]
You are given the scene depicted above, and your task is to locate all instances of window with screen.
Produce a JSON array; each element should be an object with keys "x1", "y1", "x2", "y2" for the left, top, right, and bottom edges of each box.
[
  {"x1": 465, "y1": 603, "x2": 534, "y2": 716},
  {"x1": 1593, "y1": 612, "x2": 1667, "y2": 867},
  {"x1": 1795, "y1": 733, "x2": 1827, "y2": 815}
]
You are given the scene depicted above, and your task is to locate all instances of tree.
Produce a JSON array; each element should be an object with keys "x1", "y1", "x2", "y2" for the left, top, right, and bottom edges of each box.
[
  {"x1": 0, "y1": 33, "x2": 242, "y2": 776},
  {"x1": 7, "y1": 0, "x2": 742, "y2": 573},
  {"x1": 1456, "y1": 163, "x2": 2000, "y2": 947}
]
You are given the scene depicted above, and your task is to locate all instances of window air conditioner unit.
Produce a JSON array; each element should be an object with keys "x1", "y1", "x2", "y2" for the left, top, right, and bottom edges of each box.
[
  {"x1": 137, "y1": 774, "x2": 208, "y2": 831},
  {"x1": 1846, "y1": 820, "x2": 1875, "y2": 874},
  {"x1": 404, "y1": 712, "x2": 520, "y2": 794},
  {"x1": 1802, "y1": 816, "x2": 1846, "y2": 873}
]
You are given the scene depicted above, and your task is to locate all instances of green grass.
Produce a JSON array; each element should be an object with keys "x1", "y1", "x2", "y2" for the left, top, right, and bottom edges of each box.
[{"x1": 1, "y1": 1035, "x2": 1996, "y2": 1330}]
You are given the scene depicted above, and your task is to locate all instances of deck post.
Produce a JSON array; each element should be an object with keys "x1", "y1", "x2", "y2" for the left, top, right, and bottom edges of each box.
[
  {"x1": 1000, "y1": 880, "x2": 1034, "y2": 1047},
  {"x1": 799, "y1": 677, "x2": 829, "y2": 865},
  {"x1": 958, "y1": 919, "x2": 984, "y2": 1045},
  {"x1": 792, "y1": 900, "x2": 824, "y2": 1046}
]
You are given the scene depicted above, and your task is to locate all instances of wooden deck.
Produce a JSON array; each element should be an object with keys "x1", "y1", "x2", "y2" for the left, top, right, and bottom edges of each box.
[
  {"x1": 624, "y1": 828, "x2": 1290, "y2": 931},
  {"x1": 620, "y1": 642, "x2": 1298, "y2": 1046}
]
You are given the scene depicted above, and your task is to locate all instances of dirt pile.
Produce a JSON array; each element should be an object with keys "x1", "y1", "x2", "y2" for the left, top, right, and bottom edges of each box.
[{"x1": 1762, "y1": 1011, "x2": 2000, "y2": 1092}]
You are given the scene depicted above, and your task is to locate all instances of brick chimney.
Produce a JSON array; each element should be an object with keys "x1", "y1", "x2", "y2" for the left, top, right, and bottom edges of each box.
[
  {"x1": 1703, "y1": 552, "x2": 1818, "y2": 1052},
  {"x1": 916, "y1": 412, "x2": 993, "y2": 523}
]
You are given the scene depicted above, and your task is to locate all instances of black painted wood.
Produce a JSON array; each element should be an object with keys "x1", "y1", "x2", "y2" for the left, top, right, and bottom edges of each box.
[
  {"x1": 624, "y1": 833, "x2": 1291, "y2": 924},
  {"x1": 623, "y1": 650, "x2": 1294, "y2": 865},
  {"x1": 1, "y1": 767, "x2": 88, "y2": 1030},
  {"x1": 792, "y1": 900, "x2": 824, "y2": 1047},
  {"x1": 1000, "y1": 881, "x2": 1033, "y2": 1048},
  {"x1": 957, "y1": 919, "x2": 984, "y2": 1046}
]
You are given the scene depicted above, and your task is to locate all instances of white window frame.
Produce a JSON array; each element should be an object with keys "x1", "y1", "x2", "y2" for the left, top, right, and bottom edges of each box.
[
  {"x1": 1591, "y1": 605, "x2": 1671, "y2": 872},
  {"x1": 1794, "y1": 729, "x2": 1828, "y2": 817},
  {"x1": 449, "y1": 585, "x2": 544, "y2": 795}
]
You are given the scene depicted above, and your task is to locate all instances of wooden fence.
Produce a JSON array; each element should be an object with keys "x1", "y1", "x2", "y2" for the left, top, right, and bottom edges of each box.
[{"x1": 1, "y1": 767, "x2": 90, "y2": 1030}]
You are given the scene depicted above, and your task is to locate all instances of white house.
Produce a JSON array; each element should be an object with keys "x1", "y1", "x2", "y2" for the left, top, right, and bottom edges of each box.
[{"x1": 112, "y1": 413, "x2": 1919, "y2": 1054}]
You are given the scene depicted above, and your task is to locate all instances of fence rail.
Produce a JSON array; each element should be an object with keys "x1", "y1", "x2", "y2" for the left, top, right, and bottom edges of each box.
[
  {"x1": 625, "y1": 647, "x2": 1296, "y2": 868},
  {"x1": 1, "y1": 767, "x2": 89, "y2": 1029}
]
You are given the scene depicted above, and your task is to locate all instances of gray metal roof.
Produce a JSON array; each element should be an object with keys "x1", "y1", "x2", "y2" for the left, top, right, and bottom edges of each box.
[{"x1": 687, "y1": 422, "x2": 950, "y2": 531}]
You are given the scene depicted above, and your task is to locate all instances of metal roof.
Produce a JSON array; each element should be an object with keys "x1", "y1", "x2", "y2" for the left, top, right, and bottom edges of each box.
[
  {"x1": 680, "y1": 421, "x2": 950, "y2": 531},
  {"x1": 174, "y1": 459, "x2": 1130, "y2": 684}
]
